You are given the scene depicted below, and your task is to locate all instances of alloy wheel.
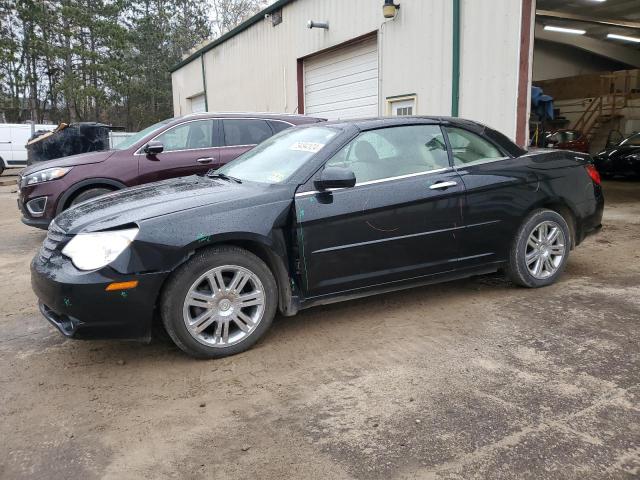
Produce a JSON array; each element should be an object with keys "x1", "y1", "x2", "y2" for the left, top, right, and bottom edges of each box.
[
  {"x1": 525, "y1": 220, "x2": 566, "y2": 280},
  {"x1": 182, "y1": 265, "x2": 266, "y2": 347}
]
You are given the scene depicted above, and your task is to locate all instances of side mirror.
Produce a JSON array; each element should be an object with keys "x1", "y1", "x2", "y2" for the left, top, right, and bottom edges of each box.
[
  {"x1": 144, "y1": 141, "x2": 164, "y2": 155},
  {"x1": 314, "y1": 166, "x2": 356, "y2": 191}
]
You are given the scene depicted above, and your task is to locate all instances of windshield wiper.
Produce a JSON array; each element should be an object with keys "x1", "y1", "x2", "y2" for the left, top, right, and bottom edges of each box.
[{"x1": 206, "y1": 171, "x2": 242, "y2": 184}]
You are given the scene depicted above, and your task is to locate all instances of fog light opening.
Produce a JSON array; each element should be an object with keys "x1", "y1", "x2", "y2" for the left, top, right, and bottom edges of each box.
[{"x1": 26, "y1": 197, "x2": 47, "y2": 217}]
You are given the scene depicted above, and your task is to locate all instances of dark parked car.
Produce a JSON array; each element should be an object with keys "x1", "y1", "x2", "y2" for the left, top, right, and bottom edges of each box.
[
  {"x1": 17, "y1": 113, "x2": 323, "y2": 229},
  {"x1": 544, "y1": 129, "x2": 590, "y2": 154},
  {"x1": 31, "y1": 117, "x2": 604, "y2": 359},
  {"x1": 593, "y1": 131, "x2": 640, "y2": 178}
]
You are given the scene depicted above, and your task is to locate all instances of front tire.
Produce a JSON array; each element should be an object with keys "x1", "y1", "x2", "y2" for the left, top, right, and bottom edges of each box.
[
  {"x1": 69, "y1": 187, "x2": 113, "y2": 207},
  {"x1": 508, "y1": 209, "x2": 571, "y2": 288},
  {"x1": 160, "y1": 246, "x2": 278, "y2": 359}
]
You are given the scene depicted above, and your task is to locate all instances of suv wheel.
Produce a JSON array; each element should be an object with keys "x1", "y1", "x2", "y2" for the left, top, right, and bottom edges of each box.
[
  {"x1": 508, "y1": 209, "x2": 571, "y2": 288},
  {"x1": 70, "y1": 187, "x2": 113, "y2": 207},
  {"x1": 160, "y1": 246, "x2": 278, "y2": 359}
]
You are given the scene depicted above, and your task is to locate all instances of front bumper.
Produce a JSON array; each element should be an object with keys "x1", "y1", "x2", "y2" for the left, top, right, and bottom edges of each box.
[
  {"x1": 18, "y1": 192, "x2": 53, "y2": 229},
  {"x1": 17, "y1": 176, "x2": 67, "y2": 229},
  {"x1": 19, "y1": 203, "x2": 51, "y2": 229},
  {"x1": 31, "y1": 252, "x2": 169, "y2": 341}
]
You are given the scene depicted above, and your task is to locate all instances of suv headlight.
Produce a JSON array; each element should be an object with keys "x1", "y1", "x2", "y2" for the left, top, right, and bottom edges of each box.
[
  {"x1": 62, "y1": 228, "x2": 139, "y2": 271},
  {"x1": 23, "y1": 167, "x2": 73, "y2": 186}
]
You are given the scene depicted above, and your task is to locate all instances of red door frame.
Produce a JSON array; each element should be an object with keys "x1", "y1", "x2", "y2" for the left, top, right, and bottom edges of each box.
[{"x1": 516, "y1": 0, "x2": 535, "y2": 147}]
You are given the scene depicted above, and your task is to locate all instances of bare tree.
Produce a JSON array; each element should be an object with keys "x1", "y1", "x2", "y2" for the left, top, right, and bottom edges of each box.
[{"x1": 210, "y1": 0, "x2": 269, "y2": 37}]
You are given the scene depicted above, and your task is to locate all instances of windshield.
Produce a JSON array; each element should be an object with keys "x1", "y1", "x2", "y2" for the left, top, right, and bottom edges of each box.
[
  {"x1": 113, "y1": 118, "x2": 174, "y2": 150},
  {"x1": 620, "y1": 133, "x2": 640, "y2": 147},
  {"x1": 217, "y1": 126, "x2": 339, "y2": 184}
]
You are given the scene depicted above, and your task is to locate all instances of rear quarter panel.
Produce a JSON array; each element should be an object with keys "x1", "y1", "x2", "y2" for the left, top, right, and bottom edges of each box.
[
  {"x1": 456, "y1": 150, "x2": 601, "y2": 266},
  {"x1": 528, "y1": 150, "x2": 601, "y2": 223}
]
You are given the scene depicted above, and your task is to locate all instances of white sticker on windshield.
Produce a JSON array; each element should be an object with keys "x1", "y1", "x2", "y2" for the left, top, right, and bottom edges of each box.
[{"x1": 289, "y1": 142, "x2": 324, "y2": 153}]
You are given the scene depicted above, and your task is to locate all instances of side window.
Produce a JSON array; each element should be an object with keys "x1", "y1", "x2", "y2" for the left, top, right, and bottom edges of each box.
[
  {"x1": 154, "y1": 120, "x2": 213, "y2": 152},
  {"x1": 223, "y1": 119, "x2": 272, "y2": 146},
  {"x1": 326, "y1": 125, "x2": 449, "y2": 184},
  {"x1": 445, "y1": 127, "x2": 503, "y2": 166},
  {"x1": 268, "y1": 121, "x2": 293, "y2": 135}
]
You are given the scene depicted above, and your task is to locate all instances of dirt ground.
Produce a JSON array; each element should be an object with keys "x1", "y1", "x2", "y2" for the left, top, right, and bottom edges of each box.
[{"x1": 0, "y1": 168, "x2": 638, "y2": 480}]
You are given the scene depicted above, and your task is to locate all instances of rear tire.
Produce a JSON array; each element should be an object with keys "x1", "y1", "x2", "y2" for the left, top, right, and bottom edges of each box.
[
  {"x1": 160, "y1": 246, "x2": 278, "y2": 359},
  {"x1": 69, "y1": 187, "x2": 113, "y2": 207},
  {"x1": 507, "y1": 209, "x2": 571, "y2": 288}
]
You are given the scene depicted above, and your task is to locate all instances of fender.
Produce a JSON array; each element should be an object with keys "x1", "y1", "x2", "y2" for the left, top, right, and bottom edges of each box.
[
  {"x1": 179, "y1": 231, "x2": 298, "y2": 316},
  {"x1": 57, "y1": 177, "x2": 128, "y2": 214},
  {"x1": 119, "y1": 231, "x2": 299, "y2": 318}
]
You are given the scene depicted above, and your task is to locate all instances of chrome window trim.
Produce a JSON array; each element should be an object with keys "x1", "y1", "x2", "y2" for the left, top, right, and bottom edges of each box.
[
  {"x1": 295, "y1": 167, "x2": 451, "y2": 197},
  {"x1": 452, "y1": 156, "x2": 510, "y2": 169},
  {"x1": 215, "y1": 144, "x2": 257, "y2": 149},
  {"x1": 136, "y1": 146, "x2": 221, "y2": 156},
  {"x1": 266, "y1": 119, "x2": 296, "y2": 127}
]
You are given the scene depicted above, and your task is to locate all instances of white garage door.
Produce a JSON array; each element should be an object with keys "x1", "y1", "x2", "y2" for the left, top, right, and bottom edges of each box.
[
  {"x1": 304, "y1": 36, "x2": 379, "y2": 120},
  {"x1": 189, "y1": 94, "x2": 206, "y2": 113}
]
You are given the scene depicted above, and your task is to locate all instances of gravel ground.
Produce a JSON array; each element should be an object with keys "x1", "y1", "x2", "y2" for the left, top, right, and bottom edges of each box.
[{"x1": 0, "y1": 169, "x2": 638, "y2": 480}]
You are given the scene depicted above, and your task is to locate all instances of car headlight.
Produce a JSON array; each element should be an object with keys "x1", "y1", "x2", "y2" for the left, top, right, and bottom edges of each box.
[
  {"x1": 24, "y1": 167, "x2": 73, "y2": 186},
  {"x1": 62, "y1": 228, "x2": 139, "y2": 271}
]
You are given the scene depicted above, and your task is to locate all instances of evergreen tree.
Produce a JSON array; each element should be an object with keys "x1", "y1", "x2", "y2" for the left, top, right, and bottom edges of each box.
[{"x1": 0, "y1": 0, "x2": 269, "y2": 129}]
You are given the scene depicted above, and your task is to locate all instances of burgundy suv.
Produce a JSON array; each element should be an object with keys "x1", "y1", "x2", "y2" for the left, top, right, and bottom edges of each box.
[{"x1": 18, "y1": 113, "x2": 323, "y2": 229}]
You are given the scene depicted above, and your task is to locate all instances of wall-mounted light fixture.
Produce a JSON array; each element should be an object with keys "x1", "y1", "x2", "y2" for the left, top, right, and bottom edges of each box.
[
  {"x1": 383, "y1": 0, "x2": 400, "y2": 19},
  {"x1": 307, "y1": 20, "x2": 329, "y2": 30}
]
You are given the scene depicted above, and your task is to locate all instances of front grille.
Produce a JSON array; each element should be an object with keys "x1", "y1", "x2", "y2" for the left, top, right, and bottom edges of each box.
[{"x1": 39, "y1": 221, "x2": 67, "y2": 262}]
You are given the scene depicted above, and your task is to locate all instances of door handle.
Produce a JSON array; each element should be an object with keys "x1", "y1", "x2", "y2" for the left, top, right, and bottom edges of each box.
[
  {"x1": 429, "y1": 181, "x2": 458, "y2": 190},
  {"x1": 197, "y1": 157, "x2": 215, "y2": 164}
]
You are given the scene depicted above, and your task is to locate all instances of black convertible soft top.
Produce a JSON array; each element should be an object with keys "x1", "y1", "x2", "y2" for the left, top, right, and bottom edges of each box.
[{"x1": 320, "y1": 116, "x2": 527, "y2": 158}]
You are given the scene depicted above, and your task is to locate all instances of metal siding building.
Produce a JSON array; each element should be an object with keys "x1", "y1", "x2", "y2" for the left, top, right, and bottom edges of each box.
[{"x1": 171, "y1": 0, "x2": 533, "y2": 144}]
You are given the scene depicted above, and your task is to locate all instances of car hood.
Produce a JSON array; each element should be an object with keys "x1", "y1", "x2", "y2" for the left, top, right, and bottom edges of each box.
[
  {"x1": 22, "y1": 150, "x2": 116, "y2": 175},
  {"x1": 54, "y1": 175, "x2": 295, "y2": 234}
]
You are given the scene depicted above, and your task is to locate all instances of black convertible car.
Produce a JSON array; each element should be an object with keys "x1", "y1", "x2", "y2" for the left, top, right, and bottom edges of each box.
[
  {"x1": 31, "y1": 117, "x2": 604, "y2": 358},
  {"x1": 593, "y1": 131, "x2": 640, "y2": 178}
]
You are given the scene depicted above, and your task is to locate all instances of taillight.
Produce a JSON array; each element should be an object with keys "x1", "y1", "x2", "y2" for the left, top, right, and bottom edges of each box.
[{"x1": 585, "y1": 164, "x2": 601, "y2": 185}]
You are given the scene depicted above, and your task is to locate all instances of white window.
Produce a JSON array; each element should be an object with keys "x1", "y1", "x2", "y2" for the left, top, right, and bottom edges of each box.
[
  {"x1": 387, "y1": 96, "x2": 417, "y2": 116},
  {"x1": 189, "y1": 94, "x2": 206, "y2": 113}
]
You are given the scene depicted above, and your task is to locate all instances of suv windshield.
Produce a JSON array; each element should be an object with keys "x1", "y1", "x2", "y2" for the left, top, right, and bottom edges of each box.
[
  {"x1": 217, "y1": 126, "x2": 339, "y2": 184},
  {"x1": 113, "y1": 118, "x2": 173, "y2": 150}
]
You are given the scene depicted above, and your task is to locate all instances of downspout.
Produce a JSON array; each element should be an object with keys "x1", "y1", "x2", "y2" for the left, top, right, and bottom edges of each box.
[
  {"x1": 378, "y1": 7, "x2": 399, "y2": 115},
  {"x1": 451, "y1": 0, "x2": 460, "y2": 117},
  {"x1": 200, "y1": 52, "x2": 209, "y2": 112}
]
